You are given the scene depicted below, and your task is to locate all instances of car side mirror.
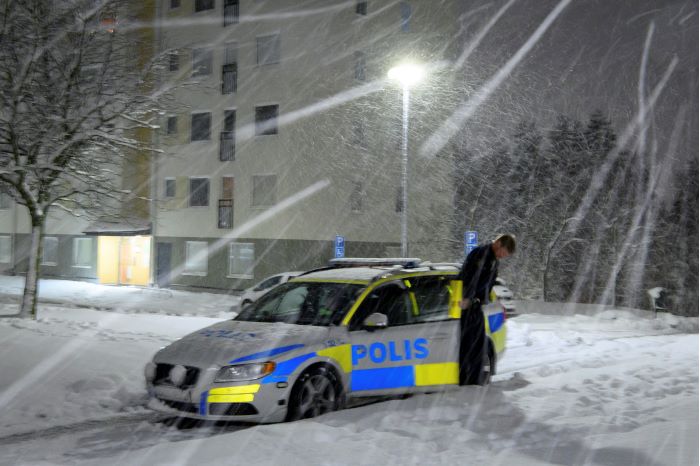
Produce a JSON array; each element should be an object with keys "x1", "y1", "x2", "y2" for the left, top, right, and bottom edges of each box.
[{"x1": 362, "y1": 312, "x2": 388, "y2": 331}]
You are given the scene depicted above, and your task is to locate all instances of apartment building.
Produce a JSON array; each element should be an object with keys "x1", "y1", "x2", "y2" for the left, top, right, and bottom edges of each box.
[
  {"x1": 152, "y1": 0, "x2": 463, "y2": 290},
  {"x1": 0, "y1": 1, "x2": 157, "y2": 287},
  {"x1": 1, "y1": 0, "x2": 465, "y2": 291}
]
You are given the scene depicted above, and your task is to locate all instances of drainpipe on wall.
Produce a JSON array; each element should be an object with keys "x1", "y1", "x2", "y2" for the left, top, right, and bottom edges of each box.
[{"x1": 149, "y1": 0, "x2": 163, "y2": 288}]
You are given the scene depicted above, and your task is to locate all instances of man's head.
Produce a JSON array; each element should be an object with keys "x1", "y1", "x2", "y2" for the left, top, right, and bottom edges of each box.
[{"x1": 492, "y1": 234, "x2": 516, "y2": 259}]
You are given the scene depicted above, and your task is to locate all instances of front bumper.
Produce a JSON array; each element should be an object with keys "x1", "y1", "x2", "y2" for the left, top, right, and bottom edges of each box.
[{"x1": 147, "y1": 379, "x2": 291, "y2": 423}]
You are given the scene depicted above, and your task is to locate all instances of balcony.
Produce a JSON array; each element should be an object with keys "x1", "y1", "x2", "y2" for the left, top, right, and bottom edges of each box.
[{"x1": 218, "y1": 199, "x2": 233, "y2": 229}]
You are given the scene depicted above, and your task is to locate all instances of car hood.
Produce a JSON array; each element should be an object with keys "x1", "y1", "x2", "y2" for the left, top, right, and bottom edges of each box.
[{"x1": 154, "y1": 320, "x2": 329, "y2": 368}]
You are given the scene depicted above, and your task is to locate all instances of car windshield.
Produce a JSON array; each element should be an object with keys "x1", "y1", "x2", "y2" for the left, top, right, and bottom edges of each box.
[{"x1": 235, "y1": 281, "x2": 364, "y2": 326}]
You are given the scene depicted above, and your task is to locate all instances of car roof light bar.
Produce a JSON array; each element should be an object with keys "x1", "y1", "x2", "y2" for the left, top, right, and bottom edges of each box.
[{"x1": 328, "y1": 258, "x2": 423, "y2": 269}]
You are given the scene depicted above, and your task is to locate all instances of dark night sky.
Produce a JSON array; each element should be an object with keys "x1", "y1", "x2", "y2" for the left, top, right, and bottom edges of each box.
[{"x1": 455, "y1": 0, "x2": 697, "y2": 163}]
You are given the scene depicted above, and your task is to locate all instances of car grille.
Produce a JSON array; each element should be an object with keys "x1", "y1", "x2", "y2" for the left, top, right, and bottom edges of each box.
[
  {"x1": 208, "y1": 403, "x2": 259, "y2": 416},
  {"x1": 154, "y1": 363, "x2": 200, "y2": 388},
  {"x1": 158, "y1": 398, "x2": 199, "y2": 414}
]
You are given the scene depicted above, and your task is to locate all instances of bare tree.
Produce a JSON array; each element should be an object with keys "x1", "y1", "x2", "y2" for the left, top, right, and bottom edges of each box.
[{"x1": 0, "y1": 0, "x2": 165, "y2": 318}]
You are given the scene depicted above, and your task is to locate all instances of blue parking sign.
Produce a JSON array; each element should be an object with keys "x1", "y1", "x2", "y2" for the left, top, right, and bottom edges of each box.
[
  {"x1": 335, "y1": 235, "x2": 345, "y2": 258},
  {"x1": 464, "y1": 231, "x2": 478, "y2": 256}
]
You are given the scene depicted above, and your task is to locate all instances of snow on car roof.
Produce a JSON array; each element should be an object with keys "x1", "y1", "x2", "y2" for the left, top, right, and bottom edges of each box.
[
  {"x1": 293, "y1": 264, "x2": 458, "y2": 283},
  {"x1": 293, "y1": 267, "x2": 390, "y2": 282}
]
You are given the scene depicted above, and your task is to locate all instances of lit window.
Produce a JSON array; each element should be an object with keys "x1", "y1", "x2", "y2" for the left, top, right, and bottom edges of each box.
[
  {"x1": 185, "y1": 241, "x2": 208, "y2": 275},
  {"x1": 229, "y1": 242, "x2": 254, "y2": 277}
]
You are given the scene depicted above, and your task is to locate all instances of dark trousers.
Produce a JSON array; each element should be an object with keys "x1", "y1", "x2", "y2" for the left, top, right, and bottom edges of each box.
[{"x1": 459, "y1": 303, "x2": 486, "y2": 385}]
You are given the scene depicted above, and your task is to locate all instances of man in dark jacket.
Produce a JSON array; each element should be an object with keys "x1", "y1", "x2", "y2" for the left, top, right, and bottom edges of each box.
[{"x1": 457, "y1": 234, "x2": 515, "y2": 385}]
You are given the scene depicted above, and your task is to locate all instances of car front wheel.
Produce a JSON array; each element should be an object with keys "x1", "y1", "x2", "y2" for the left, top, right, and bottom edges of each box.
[{"x1": 286, "y1": 367, "x2": 341, "y2": 421}]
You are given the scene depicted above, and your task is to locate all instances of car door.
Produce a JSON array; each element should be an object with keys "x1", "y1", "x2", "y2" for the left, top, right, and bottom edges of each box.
[{"x1": 347, "y1": 276, "x2": 460, "y2": 397}]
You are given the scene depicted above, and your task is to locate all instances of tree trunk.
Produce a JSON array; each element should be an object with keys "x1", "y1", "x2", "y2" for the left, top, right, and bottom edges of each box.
[{"x1": 19, "y1": 220, "x2": 43, "y2": 319}]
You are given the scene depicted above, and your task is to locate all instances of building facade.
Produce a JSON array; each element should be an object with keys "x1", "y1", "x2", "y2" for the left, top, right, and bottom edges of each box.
[{"x1": 2, "y1": 0, "x2": 465, "y2": 291}]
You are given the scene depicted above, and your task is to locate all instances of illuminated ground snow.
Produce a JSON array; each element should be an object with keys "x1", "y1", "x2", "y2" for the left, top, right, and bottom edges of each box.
[{"x1": 0, "y1": 278, "x2": 696, "y2": 466}]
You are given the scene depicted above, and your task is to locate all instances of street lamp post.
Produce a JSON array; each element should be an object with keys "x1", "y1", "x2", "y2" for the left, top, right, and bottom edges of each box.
[{"x1": 387, "y1": 63, "x2": 424, "y2": 257}]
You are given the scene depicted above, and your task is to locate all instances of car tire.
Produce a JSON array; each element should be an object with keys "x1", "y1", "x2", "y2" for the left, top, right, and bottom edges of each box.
[
  {"x1": 286, "y1": 366, "x2": 342, "y2": 421},
  {"x1": 241, "y1": 300, "x2": 252, "y2": 308}
]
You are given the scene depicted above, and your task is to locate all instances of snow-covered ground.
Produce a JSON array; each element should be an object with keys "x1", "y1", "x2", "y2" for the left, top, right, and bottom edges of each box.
[{"x1": 0, "y1": 277, "x2": 696, "y2": 466}]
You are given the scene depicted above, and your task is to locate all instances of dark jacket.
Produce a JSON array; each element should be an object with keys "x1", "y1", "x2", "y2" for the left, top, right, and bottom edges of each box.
[{"x1": 458, "y1": 242, "x2": 498, "y2": 303}]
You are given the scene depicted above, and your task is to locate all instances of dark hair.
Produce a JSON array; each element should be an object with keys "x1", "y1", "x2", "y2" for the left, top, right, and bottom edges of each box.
[{"x1": 494, "y1": 234, "x2": 516, "y2": 254}]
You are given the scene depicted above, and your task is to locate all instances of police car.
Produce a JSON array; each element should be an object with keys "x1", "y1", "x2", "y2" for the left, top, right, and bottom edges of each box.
[{"x1": 144, "y1": 258, "x2": 507, "y2": 423}]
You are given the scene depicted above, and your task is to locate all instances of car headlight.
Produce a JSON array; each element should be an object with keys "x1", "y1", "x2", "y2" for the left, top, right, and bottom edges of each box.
[
  {"x1": 214, "y1": 362, "x2": 276, "y2": 382},
  {"x1": 144, "y1": 361, "x2": 156, "y2": 382}
]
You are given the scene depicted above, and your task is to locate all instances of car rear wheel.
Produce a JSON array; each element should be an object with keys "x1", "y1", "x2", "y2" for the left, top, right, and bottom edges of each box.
[{"x1": 286, "y1": 366, "x2": 342, "y2": 421}]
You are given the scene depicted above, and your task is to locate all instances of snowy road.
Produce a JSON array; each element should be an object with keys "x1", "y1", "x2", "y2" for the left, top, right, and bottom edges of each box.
[{"x1": 0, "y1": 280, "x2": 696, "y2": 466}]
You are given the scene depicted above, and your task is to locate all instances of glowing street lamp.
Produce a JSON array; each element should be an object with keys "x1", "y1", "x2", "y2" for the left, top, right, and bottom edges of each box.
[{"x1": 387, "y1": 63, "x2": 424, "y2": 257}]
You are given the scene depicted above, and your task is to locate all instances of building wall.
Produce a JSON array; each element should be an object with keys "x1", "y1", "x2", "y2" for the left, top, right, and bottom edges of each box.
[
  {"x1": 156, "y1": 235, "x2": 395, "y2": 290},
  {"x1": 154, "y1": 0, "x2": 462, "y2": 289}
]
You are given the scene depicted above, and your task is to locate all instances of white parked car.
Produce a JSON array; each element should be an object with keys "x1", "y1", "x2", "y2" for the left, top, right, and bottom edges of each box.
[
  {"x1": 238, "y1": 272, "x2": 303, "y2": 309},
  {"x1": 492, "y1": 278, "x2": 517, "y2": 317}
]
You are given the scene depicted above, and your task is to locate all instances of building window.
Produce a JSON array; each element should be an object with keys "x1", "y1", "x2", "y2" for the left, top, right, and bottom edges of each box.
[
  {"x1": 252, "y1": 174, "x2": 276, "y2": 207},
  {"x1": 228, "y1": 242, "x2": 254, "y2": 277},
  {"x1": 220, "y1": 110, "x2": 235, "y2": 161},
  {"x1": 195, "y1": 0, "x2": 214, "y2": 13},
  {"x1": 191, "y1": 112, "x2": 211, "y2": 141},
  {"x1": 222, "y1": 63, "x2": 237, "y2": 94},
  {"x1": 356, "y1": 0, "x2": 367, "y2": 15},
  {"x1": 72, "y1": 237, "x2": 93, "y2": 268},
  {"x1": 350, "y1": 181, "x2": 364, "y2": 212},
  {"x1": 352, "y1": 119, "x2": 366, "y2": 147},
  {"x1": 166, "y1": 116, "x2": 177, "y2": 135},
  {"x1": 354, "y1": 51, "x2": 366, "y2": 81},
  {"x1": 223, "y1": 0, "x2": 239, "y2": 26},
  {"x1": 170, "y1": 0, "x2": 180, "y2": 8},
  {"x1": 395, "y1": 187, "x2": 403, "y2": 213},
  {"x1": 400, "y1": 2, "x2": 411, "y2": 32},
  {"x1": 0, "y1": 236, "x2": 11, "y2": 264},
  {"x1": 256, "y1": 34, "x2": 280, "y2": 65},
  {"x1": 189, "y1": 177, "x2": 210, "y2": 207},
  {"x1": 192, "y1": 47, "x2": 212, "y2": 77},
  {"x1": 42, "y1": 237, "x2": 58, "y2": 266},
  {"x1": 164, "y1": 178, "x2": 176, "y2": 198},
  {"x1": 185, "y1": 241, "x2": 208, "y2": 275},
  {"x1": 218, "y1": 176, "x2": 234, "y2": 228},
  {"x1": 255, "y1": 104, "x2": 278, "y2": 136},
  {"x1": 168, "y1": 52, "x2": 179, "y2": 71},
  {"x1": 218, "y1": 199, "x2": 233, "y2": 228},
  {"x1": 0, "y1": 187, "x2": 11, "y2": 209}
]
